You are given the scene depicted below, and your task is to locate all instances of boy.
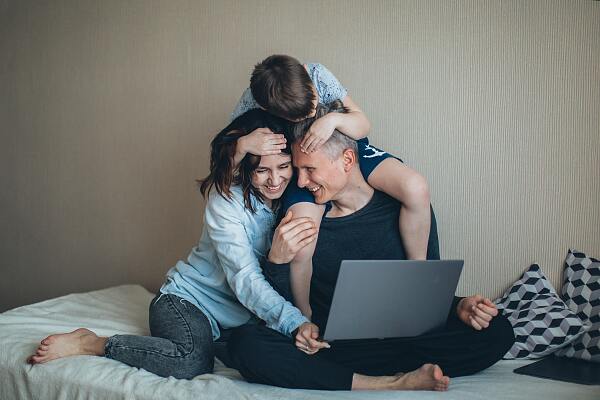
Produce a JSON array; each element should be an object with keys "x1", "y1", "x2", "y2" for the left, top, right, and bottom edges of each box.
[{"x1": 232, "y1": 55, "x2": 431, "y2": 319}]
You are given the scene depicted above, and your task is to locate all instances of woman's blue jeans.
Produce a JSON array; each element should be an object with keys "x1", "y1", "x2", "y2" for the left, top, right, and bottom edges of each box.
[{"x1": 104, "y1": 293, "x2": 214, "y2": 379}]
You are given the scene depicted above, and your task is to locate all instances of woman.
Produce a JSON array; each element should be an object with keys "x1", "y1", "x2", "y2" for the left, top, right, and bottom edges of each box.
[{"x1": 27, "y1": 109, "x2": 316, "y2": 379}]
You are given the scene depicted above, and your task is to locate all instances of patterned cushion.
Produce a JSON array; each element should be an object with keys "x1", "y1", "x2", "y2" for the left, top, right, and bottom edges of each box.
[
  {"x1": 555, "y1": 249, "x2": 600, "y2": 362},
  {"x1": 494, "y1": 264, "x2": 588, "y2": 359}
]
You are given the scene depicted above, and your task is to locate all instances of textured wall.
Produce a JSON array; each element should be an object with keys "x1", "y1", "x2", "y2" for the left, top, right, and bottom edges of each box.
[{"x1": 1, "y1": 0, "x2": 599, "y2": 311}]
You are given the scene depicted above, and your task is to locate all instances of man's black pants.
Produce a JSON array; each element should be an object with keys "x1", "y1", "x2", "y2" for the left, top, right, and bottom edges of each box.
[{"x1": 227, "y1": 308, "x2": 515, "y2": 390}]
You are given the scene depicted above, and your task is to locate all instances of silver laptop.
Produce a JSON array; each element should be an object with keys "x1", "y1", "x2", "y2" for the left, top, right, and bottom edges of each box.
[{"x1": 322, "y1": 260, "x2": 464, "y2": 341}]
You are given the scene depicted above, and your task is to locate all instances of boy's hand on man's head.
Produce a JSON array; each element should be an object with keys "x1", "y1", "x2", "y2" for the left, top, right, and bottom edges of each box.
[
  {"x1": 240, "y1": 128, "x2": 287, "y2": 156},
  {"x1": 456, "y1": 295, "x2": 498, "y2": 330},
  {"x1": 300, "y1": 113, "x2": 339, "y2": 153}
]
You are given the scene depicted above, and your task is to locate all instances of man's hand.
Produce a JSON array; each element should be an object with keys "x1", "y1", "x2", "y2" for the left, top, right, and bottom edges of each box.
[
  {"x1": 239, "y1": 128, "x2": 287, "y2": 156},
  {"x1": 456, "y1": 295, "x2": 498, "y2": 330},
  {"x1": 299, "y1": 113, "x2": 338, "y2": 153},
  {"x1": 294, "y1": 322, "x2": 330, "y2": 355},
  {"x1": 268, "y1": 211, "x2": 318, "y2": 264}
]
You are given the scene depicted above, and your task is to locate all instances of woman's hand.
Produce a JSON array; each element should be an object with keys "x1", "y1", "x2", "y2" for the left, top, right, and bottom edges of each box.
[
  {"x1": 239, "y1": 128, "x2": 287, "y2": 156},
  {"x1": 456, "y1": 295, "x2": 498, "y2": 330},
  {"x1": 268, "y1": 211, "x2": 318, "y2": 264},
  {"x1": 294, "y1": 322, "x2": 330, "y2": 355},
  {"x1": 299, "y1": 113, "x2": 339, "y2": 153}
]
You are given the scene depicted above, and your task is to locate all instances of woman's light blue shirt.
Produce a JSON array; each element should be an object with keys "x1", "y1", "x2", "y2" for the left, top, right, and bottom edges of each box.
[{"x1": 160, "y1": 185, "x2": 308, "y2": 340}]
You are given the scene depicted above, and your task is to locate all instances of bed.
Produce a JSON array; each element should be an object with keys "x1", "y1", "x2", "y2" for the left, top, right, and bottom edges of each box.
[{"x1": 1, "y1": 285, "x2": 597, "y2": 400}]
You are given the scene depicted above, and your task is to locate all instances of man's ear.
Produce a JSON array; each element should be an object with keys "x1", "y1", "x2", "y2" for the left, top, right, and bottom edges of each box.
[{"x1": 341, "y1": 148, "x2": 357, "y2": 172}]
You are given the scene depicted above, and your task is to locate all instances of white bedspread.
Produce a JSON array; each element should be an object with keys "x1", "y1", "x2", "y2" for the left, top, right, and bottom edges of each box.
[{"x1": 0, "y1": 285, "x2": 597, "y2": 400}]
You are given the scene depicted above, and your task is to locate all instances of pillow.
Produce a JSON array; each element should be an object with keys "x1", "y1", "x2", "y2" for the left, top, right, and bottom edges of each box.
[
  {"x1": 555, "y1": 249, "x2": 600, "y2": 362},
  {"x1": 494, "y1": 264, "x2": 588, "y2": 359}
]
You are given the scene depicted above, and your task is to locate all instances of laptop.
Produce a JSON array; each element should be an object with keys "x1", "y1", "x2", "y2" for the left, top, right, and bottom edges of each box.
[{"x1": 322, "y1": 260, "x2": 464, "y2": 341}]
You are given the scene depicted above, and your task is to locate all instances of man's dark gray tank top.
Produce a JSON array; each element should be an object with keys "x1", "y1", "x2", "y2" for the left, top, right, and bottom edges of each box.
[{"x1": 263, "y1": 190, "x2": 440, "y2": 331}]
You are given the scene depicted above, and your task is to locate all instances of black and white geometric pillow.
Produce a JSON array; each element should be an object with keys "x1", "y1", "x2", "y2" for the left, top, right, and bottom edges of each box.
[
  {"x1": 555, "y1": 249, "x2": 600, "y2": 362},
  {"x1": 494, "y1": 264, "x2": 588, "y2": 359}
]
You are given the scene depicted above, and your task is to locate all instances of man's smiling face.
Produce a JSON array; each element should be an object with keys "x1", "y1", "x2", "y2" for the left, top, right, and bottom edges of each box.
[{"x1": 292, "y1": 142, "x2": 347, "y2": 204}]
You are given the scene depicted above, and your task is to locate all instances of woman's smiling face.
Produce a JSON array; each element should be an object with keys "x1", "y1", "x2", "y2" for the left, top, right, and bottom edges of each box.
[{"x1": 251, "y1": 153, "x2": 293, "y2": 203}]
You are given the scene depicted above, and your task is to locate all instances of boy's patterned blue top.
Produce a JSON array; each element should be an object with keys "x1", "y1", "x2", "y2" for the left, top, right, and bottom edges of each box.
[{"x1": 231, "y1": 63, "x2": 348, "y2": 120}]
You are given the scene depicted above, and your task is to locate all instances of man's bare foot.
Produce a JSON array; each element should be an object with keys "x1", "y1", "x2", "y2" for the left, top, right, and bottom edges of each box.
[
  {"x1": 27, "y1": 328, "x2": 108, "y2": 364},
  {"x1": 352, "y1": 363, "x2": 450, "y2": 391},
  {"x1": 394, "y1": 364, "x2": 450, "y2": 391}
]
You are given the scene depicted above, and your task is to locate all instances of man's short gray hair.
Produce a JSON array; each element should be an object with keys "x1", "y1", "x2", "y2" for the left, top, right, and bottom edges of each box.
[{"x1": 290, "y1": 100, "x2": 358, "y2": 159}]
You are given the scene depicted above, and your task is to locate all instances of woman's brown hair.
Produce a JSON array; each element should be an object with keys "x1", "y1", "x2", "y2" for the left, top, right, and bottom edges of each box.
[{"x1": 198, "y1": 109, "x2": 291, "y2": 212}]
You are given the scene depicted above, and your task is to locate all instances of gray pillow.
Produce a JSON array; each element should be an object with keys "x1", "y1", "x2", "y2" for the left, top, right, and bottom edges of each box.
[
  {"x1": 555, "y1": 249, "x2": 600, "y2": 363},
  {"x1": 494, "y1": 264, "x2": 588, "y2": 359}
]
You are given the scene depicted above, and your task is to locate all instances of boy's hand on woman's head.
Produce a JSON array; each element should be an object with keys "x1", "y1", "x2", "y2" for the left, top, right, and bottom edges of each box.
[
  {"x1": 300, "y1": 113, "x2": 339, "y2": 153},
  {"x1": 456, "y1": 295, "x2": 498, "y2": 330},
  {"x1": 239, "y1": 128, "x2": 287, "y2": 156}
]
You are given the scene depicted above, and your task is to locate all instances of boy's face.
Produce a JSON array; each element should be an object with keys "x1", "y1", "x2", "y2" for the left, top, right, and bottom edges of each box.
[{"x1": 289, "y1": 85, "x2": 318, "y2": 122}]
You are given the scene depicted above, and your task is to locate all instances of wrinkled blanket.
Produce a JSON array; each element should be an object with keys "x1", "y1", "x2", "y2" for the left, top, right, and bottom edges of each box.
[{"x1": 1, "y1": 285, "x2": 597, "y2": 400}]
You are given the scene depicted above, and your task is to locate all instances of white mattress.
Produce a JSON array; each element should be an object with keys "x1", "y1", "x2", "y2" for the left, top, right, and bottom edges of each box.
[{"x1": 0, "y1": 285, "x2": 597, "y2": 400}]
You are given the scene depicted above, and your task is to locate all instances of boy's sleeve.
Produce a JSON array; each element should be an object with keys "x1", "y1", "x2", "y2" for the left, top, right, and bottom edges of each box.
[
  {"x1": 281, "y1": 173, "x2": 332, "y2": 216},
  {"x1": 280, "y1": 174, "x2": 316, "y2": 214},
  {"x1": 313, "y1": 63, "x2": 348, "y2": 104},
  {"x1": 231, "y1": 87, "x2": 260, "y2": 121}
]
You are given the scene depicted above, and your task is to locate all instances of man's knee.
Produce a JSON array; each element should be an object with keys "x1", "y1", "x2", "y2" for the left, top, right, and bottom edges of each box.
[
  {"x1": 443, "y1": 314, "x2": 515, "y2": 377},
  {"x1": 477, "y1": 312, "x2": 514, "y2": 361}
]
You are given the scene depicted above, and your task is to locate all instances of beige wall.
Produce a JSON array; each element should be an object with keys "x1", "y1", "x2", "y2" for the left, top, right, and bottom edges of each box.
[{"x1": 1, "y1": 0, "x2": 599, "y2": 311}]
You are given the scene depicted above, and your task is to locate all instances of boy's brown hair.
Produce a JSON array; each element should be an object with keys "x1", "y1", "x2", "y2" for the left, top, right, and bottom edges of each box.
[{"x1": 250, "y1": 55, "x2": 316, "y2": 121}]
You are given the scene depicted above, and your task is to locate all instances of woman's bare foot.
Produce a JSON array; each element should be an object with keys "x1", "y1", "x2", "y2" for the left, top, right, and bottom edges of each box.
[
  {"x1": 352, "y1": 363, "x2": 450, "y2": 391},
  {"x1": 394, "y1": 364, "x2": 450, "y2": 391},
  {"x1": 27, "y1": 328, "x2": 108, "y2": 364}
]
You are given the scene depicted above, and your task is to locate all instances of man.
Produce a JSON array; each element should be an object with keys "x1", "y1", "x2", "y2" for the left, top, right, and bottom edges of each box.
[{"x1": 227, "y1": 102, "x2": 515, "y2": 391}]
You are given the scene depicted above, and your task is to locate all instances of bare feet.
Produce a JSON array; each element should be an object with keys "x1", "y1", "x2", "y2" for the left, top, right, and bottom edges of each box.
[
  {"x1": 27, "y1": 328, "x2": 107, "y2": 364},
  {"x1": 394, "y1": 364, "x2": 450, "y2": 391},
  {"x1": 352, "y1": 363, "x2": 450, "y2": 391}
]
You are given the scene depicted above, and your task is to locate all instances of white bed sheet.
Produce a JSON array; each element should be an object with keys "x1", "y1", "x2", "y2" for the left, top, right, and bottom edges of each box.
[{"x1": 0, "y1": 285, "x2": 597, "y2": 400}]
